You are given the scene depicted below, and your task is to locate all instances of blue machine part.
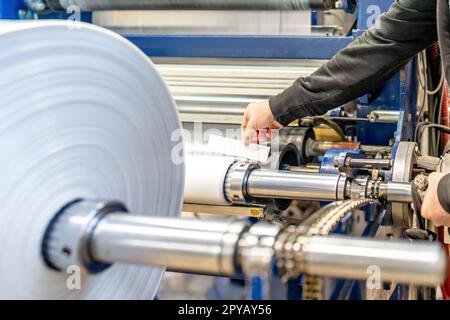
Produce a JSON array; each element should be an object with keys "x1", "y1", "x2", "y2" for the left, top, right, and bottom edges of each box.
[
  {"x1": 355, "y1": 0, "x2": 417, "y2": 147},
  {"x1": 328, "y1": 106, "x2": 345, "y2": 117},
  {"x1": 0, "y1": 0, "x2": 25, "y2": 19},
  {"x1": 356, "y1": 0, "x2": 394, "y2": 31},
  {"x1": 320, "y1": 149, "x2": 364, "y2": 174},
  {"x1": 125, "y1": 35, "x2": 353, "y2": 60},
  {"x1": 249, "y1": 275, "x2": 266, "y2": 300},
  {"x1": 357, "y1": 61, "x2": 417, "y2": 146},
  {"x1": 0, "y1": 0, "x2": 92, "y2": 21}
]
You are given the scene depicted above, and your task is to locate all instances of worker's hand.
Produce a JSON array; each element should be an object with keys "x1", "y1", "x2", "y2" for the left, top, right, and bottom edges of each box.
[
  {"x1": 421, "y1": 172, "x2": 450, "y2": 227},
  {"x1": 241, "y1": 100, "x2": 283, "y2": 145}
]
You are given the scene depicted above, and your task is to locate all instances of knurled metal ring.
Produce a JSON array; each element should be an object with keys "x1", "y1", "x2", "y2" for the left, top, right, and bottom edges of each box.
[
  {"x1": 224, "y1": 161, "x2": 260, "y2": 204},
  {"x1": 42, "y1": 199, "x2": 128, "y2": 273}
]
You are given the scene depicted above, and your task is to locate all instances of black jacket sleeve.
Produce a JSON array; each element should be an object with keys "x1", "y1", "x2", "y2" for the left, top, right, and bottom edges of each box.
[
  {"x1": 437, "y1": 0, "x2": 450, "y2": 84},
  {"x1": 438, "y1": 173, "x2": 450, "y2": 214},
  {"x1": 269, "y1": 0, "x2": 438, "y2": 126}
]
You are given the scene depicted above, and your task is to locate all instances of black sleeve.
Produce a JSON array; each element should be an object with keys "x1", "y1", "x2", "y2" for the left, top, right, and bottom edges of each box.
[
  {"x1": 437, "y1": 173, "x2": 450, "y2": 214},
  {"x1": 437, "y1": 0, "x2": 450, "y2": 84},
  {"x1": 269, "y1": 0, "x2": 438, "y2": 126}
]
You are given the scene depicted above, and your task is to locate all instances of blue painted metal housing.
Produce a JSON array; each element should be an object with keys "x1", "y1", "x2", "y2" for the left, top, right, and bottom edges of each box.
[
  {"x1": 125, "y1": 34, "x2": 353, "y2": 60},
  {"x1": 0, "y1": 0, "x2": 25, "y2": 19}
]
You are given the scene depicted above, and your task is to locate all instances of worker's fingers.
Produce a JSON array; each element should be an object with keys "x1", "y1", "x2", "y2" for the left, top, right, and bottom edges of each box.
[
  {"x1": 241, "y1": 112, "x2": 250, "y2": 130},
  {"x1": 265, "y1": 129, "x2": 272, "y2": 141},
  {"x1": 272, "y1": 120, "x2": 283, "y2": 129},
  {"x1": 244, "y1": 129, "x2": 258, "y2": 145},
  {"x1": 420, "y1": 172, "x2": 450, "y2": 226},
  {"x1": 243, "y1": 119, "x2": 258, "y2": 145}
]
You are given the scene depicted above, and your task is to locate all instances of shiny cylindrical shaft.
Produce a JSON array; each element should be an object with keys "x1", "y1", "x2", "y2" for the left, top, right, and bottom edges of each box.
[
  {"x1": 86, "y1": 211, "x2": 446, "y2": 286},
  {"x1": 52, "y1": 0, "x2": 332, "y2": 11},
  {"x1": 308, "y1": 140, "x2": 361, "y2": 156},
  {"x1": 246, "y1": 169, "x2": 347, "y2": 201},
  {"x1": 286, "y1": 164, "x2": 321, "y2": 173},
  {"x1": 385, "y1": 181, "x2": 413, "y2": 203},
  {"x1": 302, "y1": 235, "x2": 447, "y2": 285},
  {"x1": 368, "y1": 110, "x2": 401, "y2": 123},
  {"x1": 90, "y1": 214, "x2": 248, "y2": 275},
  {"x1": 349, "y1": 158, "x2": 392, "y2": 170}
]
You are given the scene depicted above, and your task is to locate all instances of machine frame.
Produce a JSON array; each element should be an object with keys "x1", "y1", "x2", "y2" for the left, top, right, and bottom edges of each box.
[{"x1": 0, "y1": 0, "x2": 424, "y2": 300}]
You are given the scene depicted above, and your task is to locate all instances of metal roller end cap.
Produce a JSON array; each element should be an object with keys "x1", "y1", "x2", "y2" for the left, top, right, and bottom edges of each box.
[{"x1": 41, "y1": 199, "x2": 128, "y2": 273}]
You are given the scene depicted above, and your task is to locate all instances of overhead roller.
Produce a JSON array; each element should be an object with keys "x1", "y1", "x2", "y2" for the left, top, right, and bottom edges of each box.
[{"x1": 45, "y1": 0, "x2": 334, "y2": 11}]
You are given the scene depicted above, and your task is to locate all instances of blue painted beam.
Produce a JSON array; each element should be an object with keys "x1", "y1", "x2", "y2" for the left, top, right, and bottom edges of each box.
[
  {"x1": 125, "y1": 35, "x2": 354, "y2": 60},
  {"x1": 0, "y1": 0, "x2": 25, "y2": 19}
]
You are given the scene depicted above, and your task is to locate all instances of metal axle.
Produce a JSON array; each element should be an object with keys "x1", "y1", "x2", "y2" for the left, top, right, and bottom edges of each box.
[
  {"x1": 44, "y1": 0, "x2": 334, "y2": 11},
  {"x1": 42, "y1": 199, "x2": 447, "y2": 286},
  {"x1": 224, "y1": 161, "x2": 413, "y2": 205}
]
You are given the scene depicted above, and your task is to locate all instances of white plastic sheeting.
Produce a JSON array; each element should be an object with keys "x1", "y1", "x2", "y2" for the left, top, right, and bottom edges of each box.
[{"x1": 0, "y1": 21, "x2": 184, "y2": 299}]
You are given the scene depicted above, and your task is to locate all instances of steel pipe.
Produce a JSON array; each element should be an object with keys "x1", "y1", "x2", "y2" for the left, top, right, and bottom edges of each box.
[
  {"x1": 368, "y1": 110, "x2": 401, "y2": 123},
  {"x1": 246, "y1": 169, "x2": 349, "y2": 201},
  {"x1": 49, "y1": 0, "x2": 334, "y2": 11},
  {"x1": 302, "y1": 235, "x2": 447, "y2": 286},
  {"x1": 385, "y1": 181, "x2": 413, "y2": 203},
  {"x1": 43, "y1": 199, "x2": 448, "y2": 287},
  {"x1": 91, "y1": 214, "x2": 447, "y2": 286},
  {"x1": 308, "y1": 140, "x2": 361, "y2": 156},
  {"x1": 348, "y1": 158, "x2": 393, "y2": 170},
  {"x1": 91, "y1": 214, "x2": 248, "y2": 275}
]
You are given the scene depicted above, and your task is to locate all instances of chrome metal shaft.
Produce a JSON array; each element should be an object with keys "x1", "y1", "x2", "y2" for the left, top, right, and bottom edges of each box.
[
  {"x1": 368, "y1": 110, "x2": 401, "y2": 123},
  {"x1": 43, "y1": 198, "x2": 447, "y2": 287},
  {"x1": 348, "y1": 158, "x2": 392, "y2": 170},
  {"x1": 91, "y1": 214, "x2": 446, "y2": 286},
  {"x1": 246, "y1": 169, "x2": 348, "y2": 201},
  {"x1": 308, "y1": 140, "x2": 361, "y2": 156},
  {"x1": 51, "y1": 0, "x2": 333, "y2": 11},
  {"x1": 302, "y1": 235, "x2": 447, "y2": 286},
  {"x1": 90, "y1": 214, "x2": 248, "y2": 275},
  {"x1": 384, "y1": 181, "x2": 413, "y2": 203}
]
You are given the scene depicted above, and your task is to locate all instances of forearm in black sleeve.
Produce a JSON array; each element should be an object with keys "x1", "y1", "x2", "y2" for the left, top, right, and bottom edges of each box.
[
  {"x1": 269, "y1": 0, "x2": 438, "y2": 126},
  {"x1": 438, "y1": 174, "x2": 450, "y2": 214},
  {"x1": 437, "y1": 0, "x2": 450, "y2": 84}
]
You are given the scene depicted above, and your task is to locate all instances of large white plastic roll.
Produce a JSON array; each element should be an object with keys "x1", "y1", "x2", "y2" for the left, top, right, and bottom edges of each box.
[
  {"x1": 184, "y1": 154, "x2": 235, "y2": 205},
  {"x1": 0, "y1": 21, "x2": 184, "y2": 299}
]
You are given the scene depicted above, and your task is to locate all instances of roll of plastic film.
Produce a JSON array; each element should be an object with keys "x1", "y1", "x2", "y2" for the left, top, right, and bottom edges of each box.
[
  {"x1": 184, "y1": 154, "x2": 236, "y2": 205},
  {"x1": 0, "y1": 21, "x2": 184, "y2": 299}
]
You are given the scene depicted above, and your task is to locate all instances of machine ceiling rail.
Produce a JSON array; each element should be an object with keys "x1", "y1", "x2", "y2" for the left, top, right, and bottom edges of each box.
[{"x1": 44, "y1": 0, "x2": 335, "y2": 11}]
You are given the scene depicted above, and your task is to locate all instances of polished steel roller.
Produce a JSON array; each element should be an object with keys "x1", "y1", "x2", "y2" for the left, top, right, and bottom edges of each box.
[
  {"x1": 42, "y1": 199, "x2": 448, "y2": 286},
  {"x1": 46, "y1": 0, "x2": 334, "y2": 11}
]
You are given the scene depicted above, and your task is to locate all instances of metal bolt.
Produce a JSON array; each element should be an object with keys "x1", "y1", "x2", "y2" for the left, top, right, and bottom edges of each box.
[
  {"x1": 25, "y1": 0, "x2": 47, "y2": 12},
  {"x1": 333, "y1": 157, "x2": 340, "y2": 167},
  {"x1": 335, "y1": 0, "x2": 344, "y2": 9}
]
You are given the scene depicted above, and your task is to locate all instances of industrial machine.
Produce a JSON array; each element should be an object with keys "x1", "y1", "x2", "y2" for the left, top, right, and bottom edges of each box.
[{"x1": 1, "y1": 0, "x2": 449, "y2": 300}]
